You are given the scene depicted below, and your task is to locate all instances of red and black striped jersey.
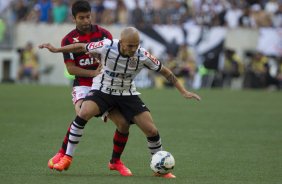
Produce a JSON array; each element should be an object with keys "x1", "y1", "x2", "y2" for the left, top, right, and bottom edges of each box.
[{"x1": 61, "y1": 25, "x2": 112, "y2": 87}]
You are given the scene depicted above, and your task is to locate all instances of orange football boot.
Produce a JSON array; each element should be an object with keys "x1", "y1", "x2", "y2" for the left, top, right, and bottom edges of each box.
[
  {"x1": 108, "y1": 160, "x2": 132, "y2": 176},
  {"x1": 53, "y1": 155, "x2": 72, "y2": 171},
  {"x1": 48, "y1": 152, "x2": 64, "y2": 169},
  {"x1": 154, "y1": 172, "x2": 176, "y2": 178}
]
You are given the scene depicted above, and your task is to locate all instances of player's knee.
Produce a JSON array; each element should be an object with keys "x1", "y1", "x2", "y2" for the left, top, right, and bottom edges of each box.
[
  {"x1": 78, "y1": 109, "x2": 92, "y2": 121},
  {"x1": 116, "y1": 123, "x2": 130, "y2": 134},
  {"x1": 145, "y1": 127, "x2": 158, "y2": 137}
]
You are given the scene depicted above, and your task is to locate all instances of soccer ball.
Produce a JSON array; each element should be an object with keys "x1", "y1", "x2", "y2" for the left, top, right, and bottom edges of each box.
[{"x1": 150, "y1": 151, "x2": 175, "y2": 174}]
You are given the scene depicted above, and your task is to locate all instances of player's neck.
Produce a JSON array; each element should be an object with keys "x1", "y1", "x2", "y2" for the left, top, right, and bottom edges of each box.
[{"x1": 76, "y1": 27, "x2": 91, "y2": 35}]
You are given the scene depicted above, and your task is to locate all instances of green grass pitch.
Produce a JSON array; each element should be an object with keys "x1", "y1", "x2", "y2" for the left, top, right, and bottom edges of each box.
[{"x1": 0, "y1": 84, "x2": 281, "y2": 184}]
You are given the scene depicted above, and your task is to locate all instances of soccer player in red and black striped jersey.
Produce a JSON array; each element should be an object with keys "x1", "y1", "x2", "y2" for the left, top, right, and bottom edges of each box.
[{"x1": 46, "y1": 0, "x2": 132, "y2": 176}]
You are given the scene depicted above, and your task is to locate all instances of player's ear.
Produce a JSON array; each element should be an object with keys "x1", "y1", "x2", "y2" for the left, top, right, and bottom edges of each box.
[{"x1": 72, "y1": 16, "x2": 76, "y2": 23}]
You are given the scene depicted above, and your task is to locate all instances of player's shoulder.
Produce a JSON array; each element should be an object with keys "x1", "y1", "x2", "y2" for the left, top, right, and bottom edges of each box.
[
  {"x1": 102, "y1": 38, "x2": 115, "y2": 45},
  {"x1": 138, "y1": 47, "x2": 152, "y2": 58},
  {"x1": 101, "y1": 39, "x2": 119, "y2": 50},
  {"x1": 61, "y1": 29, "x2": 79, "y2": 45},
  {"x1": 94, "y1": 24, "x2": 109, "y2": 33},
  {"x1": 94, "y1": 25, "x2": 113, "y2": 39},
  {"x1": 138, "y1": 47, "x2": 161, "y2": 65},
  {"x1": 102, "y1": 38, "x2": 118, "y2": 47}
]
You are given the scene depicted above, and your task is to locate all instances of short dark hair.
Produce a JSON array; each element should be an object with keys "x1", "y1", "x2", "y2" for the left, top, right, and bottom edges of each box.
[{"x1": 71, "y1": 0, "x2": 91, "y2": 17}]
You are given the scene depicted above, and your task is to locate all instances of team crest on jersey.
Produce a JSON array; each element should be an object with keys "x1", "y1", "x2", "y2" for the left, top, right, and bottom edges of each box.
[{"x1": 129, "y1": 56, "x2": 138, "y2": 67}]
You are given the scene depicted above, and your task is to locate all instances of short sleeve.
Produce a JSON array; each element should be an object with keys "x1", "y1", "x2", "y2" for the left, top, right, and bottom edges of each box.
[{"x1": 142, "y1": 49, "x2": 162, "y2": 72}]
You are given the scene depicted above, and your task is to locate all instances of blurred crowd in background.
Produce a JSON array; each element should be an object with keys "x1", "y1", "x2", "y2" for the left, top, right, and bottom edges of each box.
[
  {"x1": 3, "y1": 0, "x2": 281, "y2": 28},
  {"x1": 0, "y1": 0, "x2": 282, "y2": 90}
]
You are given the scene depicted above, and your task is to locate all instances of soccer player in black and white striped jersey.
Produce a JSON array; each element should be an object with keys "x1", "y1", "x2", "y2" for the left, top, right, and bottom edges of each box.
[{"x1": 39, "y1": 27, "x2": 201, "y2": 178}]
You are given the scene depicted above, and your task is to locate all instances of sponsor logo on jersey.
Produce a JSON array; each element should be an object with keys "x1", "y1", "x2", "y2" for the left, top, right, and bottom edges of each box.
[
  {"x1": 144, "y1": 51, "x2": 160, "y2": 65},
  {"x1": 79, "y1": 58, "x2": 96, "y2": 66},
  {"x1": 106, "y1": 87, "x2": 125, "y2": 94},
  {"x1": 87, "y1": 41, "x2": 104, "y2": 50},
  {"x1": 105, "y1": 70, "x2": 132, "y2": 79}
]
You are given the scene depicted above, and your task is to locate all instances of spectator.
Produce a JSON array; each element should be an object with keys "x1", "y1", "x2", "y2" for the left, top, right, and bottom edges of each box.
[
  {"x1": 11, "y1": 0, "x2": 29, "y2": 22},
  {"x1": 34, "y1": 0, "x2": 52, "y2": 23},
  {"x1": 115, "y1": 0, "x2": 128, "y2": 25},
  {"x1": 221, "y1": 49, "x2": 244, "y2": 88},
  {"x1": 250, "y1": 4, "x2": 272, "y2": 27},
  {"x1": 166, "y1": 38, "x2": 179, "y2": 57},
  {"x1": 224, "y1": 2, "x2": 243, "y2": 28},
  {"x1": 143, "y1": 0, "x2": 154, "y2": 27},
  {"x1": 239, "y1": 7, "x2": 255, "y2": 27},
  {"x1": 101, "y1": 0, "x2": 116, "y2": 24},
  {"x1": 264, "y1": 57, "x2": 280, "y2": 89},
  {"x1": 17, "y1": 42, "x2": 40, "y2": 83},
  {"x1": 130, "y1": 0, "x2": 144, "y2": 28},
  {"x1": 272, "y1": 3, "x2": 282, "y2": 27},
  {"x1": 52, "y1": 0, "x2": 68, "y2": 24},
  {"x1": 166, "y1": 1, "x2": 183, "y2": 25},
  {"x1": 244, "y1": 52, "x2": 268, "y2": 88},
  {"x1": 176, "y1": 43, "x2": 197, "y2": 88},
  {"x1": 91, "y1": 0, "x2": 105, "y2": 24},
  {"x1": 265, "y1": 0, "x2": 279, "y2": 15}
]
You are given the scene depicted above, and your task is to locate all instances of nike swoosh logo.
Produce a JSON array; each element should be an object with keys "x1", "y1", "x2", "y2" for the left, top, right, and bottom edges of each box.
[{"x1": 107, "y1": 56, "x2": 116, "y2": 60}]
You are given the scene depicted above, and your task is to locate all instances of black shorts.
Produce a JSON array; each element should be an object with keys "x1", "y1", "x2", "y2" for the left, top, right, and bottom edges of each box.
[{"x1": 84, "y1": 90, "x2": 150, "y2": 123}]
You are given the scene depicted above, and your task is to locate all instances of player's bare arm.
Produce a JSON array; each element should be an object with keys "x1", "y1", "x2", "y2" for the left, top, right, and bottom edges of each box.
[
  {"x1": 66, "y1": 62, "x2": 102, "y2": 77},
  {"x1": 39, "y1": 43, "x2": 87, "y2": 53},
  {"x1": 160, "y1": 66, "x2": 201, "y2": 101}
]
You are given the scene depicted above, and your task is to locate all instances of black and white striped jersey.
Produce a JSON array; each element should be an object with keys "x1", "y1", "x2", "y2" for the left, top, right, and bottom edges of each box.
[{"x1": 85, "y1": 39, "x2": 162, "y2": 96}]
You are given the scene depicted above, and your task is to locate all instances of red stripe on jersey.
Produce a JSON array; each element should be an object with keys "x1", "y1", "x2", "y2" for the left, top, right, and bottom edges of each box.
[{"x1": 61, "y1": 25, "x2": 112, "y2": 87}]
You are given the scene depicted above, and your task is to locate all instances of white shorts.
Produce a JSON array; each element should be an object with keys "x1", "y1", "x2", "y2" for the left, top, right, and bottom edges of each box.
[{"x1": 71, "y1": 86, "x2": 91, "y2": 104}]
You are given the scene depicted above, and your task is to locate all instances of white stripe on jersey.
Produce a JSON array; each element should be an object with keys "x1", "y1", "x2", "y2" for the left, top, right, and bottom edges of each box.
[
  {"x1": 70, "y1": 53, "x2": 74, "y2": 60},
  {"x1": 86, "y1": 39, "x2": 162, "y2": 96}
]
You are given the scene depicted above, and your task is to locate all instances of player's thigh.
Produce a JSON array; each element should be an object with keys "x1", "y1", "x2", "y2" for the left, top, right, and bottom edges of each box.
[
  {"x1": 108, "y1": 108, "x2": 130, "y2": 133},
  {"x1": 72, "y1": 86, "x2": 91, "y2": 114},
  {"x1": 133, "y1": 111, "x2": 158, "y2": 137},
  {"x1": 79, "y1": 100, "x2": 100, "y2": 121}
]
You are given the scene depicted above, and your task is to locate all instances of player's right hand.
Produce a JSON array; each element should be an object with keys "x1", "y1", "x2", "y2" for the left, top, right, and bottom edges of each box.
[{"x1": 38, "y1": 43, "x2": 58, "y2": 53}]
